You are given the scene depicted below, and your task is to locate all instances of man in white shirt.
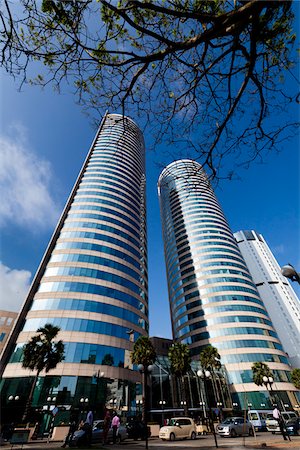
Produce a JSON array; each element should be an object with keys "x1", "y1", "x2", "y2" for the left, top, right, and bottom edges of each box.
[
  {"x1": 111, "y1": 412, "x2": 120, "y2": 444},
  {"x1": 272, "y1": 407, "x2": 280, "y2": 420}
]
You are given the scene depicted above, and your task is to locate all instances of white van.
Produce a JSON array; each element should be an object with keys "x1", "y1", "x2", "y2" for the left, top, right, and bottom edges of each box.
[{"x1": 248, "y1": 410, "x2": 273, "y2": 431}]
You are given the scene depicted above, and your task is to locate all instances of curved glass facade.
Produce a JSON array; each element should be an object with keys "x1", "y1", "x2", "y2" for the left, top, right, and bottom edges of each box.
[
  {"x1": 158, "y1": 160, "x2": 297, "y2": 404},
  {"x1": 1, "y1": 114, "x2": 148, "y2": 422}
]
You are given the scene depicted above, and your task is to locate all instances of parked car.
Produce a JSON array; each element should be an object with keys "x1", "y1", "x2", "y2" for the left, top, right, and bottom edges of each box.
[
  {"x1": 286, "y1": 417, "x2": 300, "y2": 436},
  {"x1": 216, "y1": 417, "x2": 254, "y2": 437},
  {"x1": 126, "y1": 417, "x2": 151, "y2": 440},
  {"x1": 69, "y1": 420, "x2": 128, "y2": 447},
  {"x1": 159, "y1": 417, "x2": 197, "y2": 441},
  {"x1": 266, "y1": 412, "x2": 298, "y2": 433}
]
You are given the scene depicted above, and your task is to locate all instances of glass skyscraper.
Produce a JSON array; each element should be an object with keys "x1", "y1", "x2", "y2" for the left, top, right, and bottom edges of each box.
[
  {"x1": 158, "y1": 160, "x2": 299, "y2": 409},
  {"x1": 1, "y1": 114, "x2": 148, "y2": 424}
]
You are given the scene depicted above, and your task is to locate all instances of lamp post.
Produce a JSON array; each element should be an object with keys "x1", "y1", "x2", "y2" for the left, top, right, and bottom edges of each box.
[
  {"x1": 138, "y1": 364, "x2": 153, "y2": 450},
  {"x1": 80, "y1": 397, "x2": 89, "y2": 416},
  {"x1": 8, "y1": 395, "x2": 20, "y2": 401},
  {"x1": 159, "y1": 400, "x2": 166, "y2": 426},
  {"x1": 199, "y1": 401, "x2": 206, "y2": 418},
  {"x1": 216, "y1": 402, "x2": 223, "y2": 422},
  {"x1": 263, "y1": 376, "x2": 274, "y2": 407},
  {"x1": 46, "y1": 396, "x2": 57, "y2": 443},
  {"x1": 136, "y1": 399, "x2": 143, "y2": 415},
  {"x1": 197, "y1": 369, "x2": 218, "y2": 448},
  {"x1": 281, "y1": 264, "x2": 300, "y2": 284},
  {"x1": 109, "y1": 398, "x2": 117, "y2": 410}
]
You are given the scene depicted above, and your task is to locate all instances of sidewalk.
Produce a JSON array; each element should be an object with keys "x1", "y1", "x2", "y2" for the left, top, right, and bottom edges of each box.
[{"x1": 1, "y1": 436, "x2": 299, "y2": 450}]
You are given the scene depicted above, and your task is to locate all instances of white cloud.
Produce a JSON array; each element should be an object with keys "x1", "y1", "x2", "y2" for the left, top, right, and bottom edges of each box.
[
  {"x1": 0, "y1": 123, "x2": 60, "y2": 230},
  {"x1": 0, "y1": 262, "x2": 31, "y2": 312}
]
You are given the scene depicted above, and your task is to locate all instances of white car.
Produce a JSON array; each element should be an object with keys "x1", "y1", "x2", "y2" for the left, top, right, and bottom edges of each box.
[
  {"x1": 159, "y1": 417, "x2": 197, "y2": 441},
  {"x1": 266, "y1": 412, "x2": 298, "y2": 433},
  {"x1": 216, "y1": 417, "x2": 254, "y2": 437}
]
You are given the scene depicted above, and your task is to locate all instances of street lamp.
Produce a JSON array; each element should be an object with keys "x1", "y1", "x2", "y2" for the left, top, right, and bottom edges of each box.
[
  {"x1": 262, "y1": 376, "x2": 277, "y2": 410},
  {"x1": 263, "y1": 376, "x2": 274, "y2": 402},
  {"x1": 138, "y1": 364, "x2": 153, "y2": 450},
  {"x1": 199, "y1": 401, "x2": 206, "y2": 417},
  {"x1": 136, "y1": 399, "x2": 143, "y2": 414},
  {"x1": 197, "y1": 369, "x2": 218, "y2": 448},
  {"x1": 109, "y1": 398, "x2": 117, "y2": 409},
  {"x1": 159, "y1": 400, "x2": 166, "y2": 425},
  {"x1": 217, "y1": 402, "x2": 223, "y2": 421},
  {"x1": 8, "y1": 395, "x2": 20, "y2": 401},
  {"x1": 281, "y1": 264, "x2": 300, "y2": 284}
]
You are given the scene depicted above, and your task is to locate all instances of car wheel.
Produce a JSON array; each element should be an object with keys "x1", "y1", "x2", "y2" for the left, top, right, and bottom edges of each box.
[
  {"x1": 169, "y1": 433, "x2": 175, "y2": 441},
  {"x1": 249, "y1": 428, "x2": 254, "y2": 437},
  {"x1": 191, "y1": 431, "x2": 196, "y2": 440},
  {"x1": 230, "y1": 429, "x2": 237, "y2": 438},
  {"x1": 272, "y1": 431, "x2": 275, "y2": 435}
]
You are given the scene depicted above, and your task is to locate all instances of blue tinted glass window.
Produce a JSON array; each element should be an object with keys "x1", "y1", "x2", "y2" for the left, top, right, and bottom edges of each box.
[
  {"x1": 23, "y1": 317, "x2": 142, "y2": 341},
  {"x1": 38, "y1": 281, "x2": 147, "y2": 313},
  {"x1": 55, "y1": 241, "x2": 141, "y2": 269}
]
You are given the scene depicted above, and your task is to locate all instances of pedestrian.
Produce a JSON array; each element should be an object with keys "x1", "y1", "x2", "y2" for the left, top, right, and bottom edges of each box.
[
  {"x1": 103, "y1": 410, "x2": 111, "y2": 444},
  {"x1": 272, "y1": 406, "x2": 290, "y2": 441},
  {"x1": 111, "y1": 411, "x2": 120, "y2": 444},
  {"x1": 84, "y1": 410, "x2": 94, "y2": 447},
  {"x1": 61, "y1": 418, "x2": 77, "y2": 448}
]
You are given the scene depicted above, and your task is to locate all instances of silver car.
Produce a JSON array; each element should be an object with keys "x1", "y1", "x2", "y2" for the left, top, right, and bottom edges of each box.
[{"x1": 217, "y1": 417, "x2": 254, "y2": 437}]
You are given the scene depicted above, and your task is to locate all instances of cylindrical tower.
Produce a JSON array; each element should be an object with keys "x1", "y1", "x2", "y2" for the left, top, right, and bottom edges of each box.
[
  {"x1": 1, "y1": 114, "x2": 148, "y2": 423},
  {"x1": 158, "y1": 159, "x2": 299, "y2": 409}
]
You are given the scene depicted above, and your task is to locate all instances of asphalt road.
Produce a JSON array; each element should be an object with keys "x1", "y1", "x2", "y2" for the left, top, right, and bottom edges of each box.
[{"x1": 1, "y1": 432, "x2": 300, "y2": 450}]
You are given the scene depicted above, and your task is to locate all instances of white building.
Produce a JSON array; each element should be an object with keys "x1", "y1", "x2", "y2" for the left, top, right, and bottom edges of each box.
[{"x1": 234, "y1": 230, "x2": 300, "y2": 368}]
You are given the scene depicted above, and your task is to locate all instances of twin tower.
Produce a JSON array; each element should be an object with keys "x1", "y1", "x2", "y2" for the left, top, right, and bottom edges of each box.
[{"x1": 1, "y1": 114, "x2": 299, "y2": 417}]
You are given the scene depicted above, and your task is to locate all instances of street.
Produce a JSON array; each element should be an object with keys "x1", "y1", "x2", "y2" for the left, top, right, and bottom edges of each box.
[{"x1": 2, "y1": 432, "x2": 299, "y2": 450}]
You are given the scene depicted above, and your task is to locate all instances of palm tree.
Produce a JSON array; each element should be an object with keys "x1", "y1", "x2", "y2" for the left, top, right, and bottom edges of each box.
[
  {"x1": 131, "y1": 336, "x2": 156, "y2": 369},
  {"x1": 199, "y1": 345, "x2": 221, "y2": 372},
  {"x1": 252, "y1": 362, "x2": 274, "y2": 407},
  {"x1": 291, "y1": 368, "x2": 300, "y2": 390},
  {"x1": 199, "y1": 345, "x2": 222, "y2": 406},
  {"x1": 131, "y1": 336, "x2": 156, "y2": 424},
  {"x1": 168, "y1": 342, "x2": 191, "y2": 416},
  {"x1": 21, "y1": 323, "x2": 64, "y2": 422},
  {"x1": 251, "y1": 362, "x2": 273, "y2": 386}
]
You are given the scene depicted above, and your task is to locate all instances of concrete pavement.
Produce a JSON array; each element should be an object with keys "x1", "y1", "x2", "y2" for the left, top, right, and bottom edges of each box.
[{"x1": 1, "y1": 435, "x2": 300, "y2": 450}]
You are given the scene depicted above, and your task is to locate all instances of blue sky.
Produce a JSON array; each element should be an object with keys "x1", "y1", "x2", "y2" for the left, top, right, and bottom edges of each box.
[{"x1": 0, "y1": 27, "x2": 299, "y2": 339}]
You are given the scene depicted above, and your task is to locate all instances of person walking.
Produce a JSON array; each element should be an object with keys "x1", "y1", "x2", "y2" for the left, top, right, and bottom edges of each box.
[
  {"x1": 272, "y1": 406, "x2": 290, "y2": 441},
  {"x1": 111, "y1": 412, "x2": 120, "y2": 444},
  {"x1": 103, "y1": 410, "x2": 111, "y2": 444},
  {"x1": 61, "y1": 419, "x2": 77, "y2": 448},
  {"x1": 84, "y1": 410, "x2": 94, "y2": 447}
]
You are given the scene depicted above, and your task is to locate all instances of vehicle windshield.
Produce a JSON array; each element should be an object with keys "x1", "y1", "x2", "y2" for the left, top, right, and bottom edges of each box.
[
  {"x1": 222, "y1": 418, "x2": 235, "y2": 424},
  {"x1": 169, "y1": 419, "x2": 177, "y2": 426}
]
